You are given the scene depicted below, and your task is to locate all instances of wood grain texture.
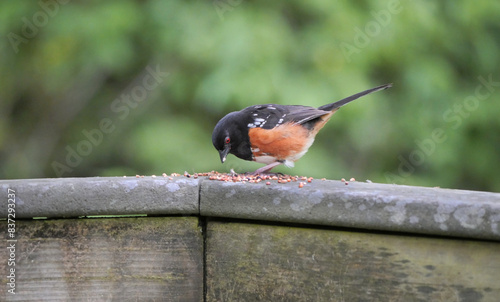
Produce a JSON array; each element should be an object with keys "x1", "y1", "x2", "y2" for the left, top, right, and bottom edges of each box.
[
  {"x1": 206, "y1": 221, "x2": 500, "y2": 302},
  {"x1": 1, "y1": 217, "x2": 203, "y2": 301}
]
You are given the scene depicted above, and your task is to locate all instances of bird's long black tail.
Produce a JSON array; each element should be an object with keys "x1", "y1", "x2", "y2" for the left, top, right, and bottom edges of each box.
[{"x1": 318, "y1": 83, "x2": 392, "y2": 111}]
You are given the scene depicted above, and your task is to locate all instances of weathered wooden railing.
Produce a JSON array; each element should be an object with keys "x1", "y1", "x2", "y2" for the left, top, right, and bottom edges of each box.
[{"x1": 1, "y1": 176, "x2": 499, "y2": 301}]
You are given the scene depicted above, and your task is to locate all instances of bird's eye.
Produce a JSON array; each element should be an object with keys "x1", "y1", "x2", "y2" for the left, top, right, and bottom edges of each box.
[{"x1": 225, "y1": 137, "x2": 231, "y2": 144}]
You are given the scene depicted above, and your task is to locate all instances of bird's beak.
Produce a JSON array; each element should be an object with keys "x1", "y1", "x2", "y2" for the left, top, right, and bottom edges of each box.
[{"x1": 219, "y1": 146, "x2": 230, "y2": 163}]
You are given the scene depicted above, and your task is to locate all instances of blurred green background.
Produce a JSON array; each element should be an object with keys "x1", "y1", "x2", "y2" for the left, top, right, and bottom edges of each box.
[{"x1": 1, "y1": 1, "x2": 499, "y2": 192}]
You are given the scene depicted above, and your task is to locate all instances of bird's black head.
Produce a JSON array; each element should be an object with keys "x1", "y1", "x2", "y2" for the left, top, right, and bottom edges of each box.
[{"x1": 212, "y1": 111, "x2": 253, "y2": 163}]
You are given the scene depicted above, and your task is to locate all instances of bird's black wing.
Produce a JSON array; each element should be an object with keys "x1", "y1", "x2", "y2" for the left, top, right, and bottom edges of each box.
[{"x1": 240, "y1": 104, "x2": 330, "y2": 130}]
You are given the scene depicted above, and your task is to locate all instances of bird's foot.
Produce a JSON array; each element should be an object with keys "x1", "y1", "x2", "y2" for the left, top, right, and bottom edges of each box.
[{"x1": 249, "y1": 162, "x2": 283, "y2": 176}]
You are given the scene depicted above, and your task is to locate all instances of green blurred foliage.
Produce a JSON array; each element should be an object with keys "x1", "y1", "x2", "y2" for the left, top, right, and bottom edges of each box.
[{"x1": 1, "y1": 0, "x2": 499, "y2": 192}]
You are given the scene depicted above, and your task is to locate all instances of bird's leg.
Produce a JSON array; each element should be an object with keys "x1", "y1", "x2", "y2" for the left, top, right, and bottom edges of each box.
[
  {"x1": 250, "y1": 162, "x2": 283, "y2": 175},
  {"x1": 229, "y1": 169, "x2": 238, "y2": 176}
]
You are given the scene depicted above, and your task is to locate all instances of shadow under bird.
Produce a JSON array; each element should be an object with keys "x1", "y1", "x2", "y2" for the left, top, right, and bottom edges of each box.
[{"x1": 212, "y1": 83, "x2": 392, "y2": 174}]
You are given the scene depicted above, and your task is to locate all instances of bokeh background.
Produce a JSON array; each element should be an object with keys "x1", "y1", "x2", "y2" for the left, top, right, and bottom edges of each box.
[{"x1": 1, "y1": 1, "x2": 499, "y2": 192}]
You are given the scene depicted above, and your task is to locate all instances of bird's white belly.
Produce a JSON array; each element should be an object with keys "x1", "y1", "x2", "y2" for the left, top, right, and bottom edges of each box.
[
  {"x1": 254, "y1": 155, "x2": 277, "y2": 165},
  {"x1": 254, "y1": 156, "x2": 295, "y2": 168}
]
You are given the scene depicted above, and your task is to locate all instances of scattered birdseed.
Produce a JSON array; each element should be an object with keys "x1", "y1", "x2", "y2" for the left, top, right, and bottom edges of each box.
[
  {"x1": 341, "y1": 178, "x2": 346, "y2": 182},
  {"x1": 153, "y1": 171, "x2": 344, "y2": 187},
  {"x1": 350, "y1": 178, "x2": 355, "y2": 182}
]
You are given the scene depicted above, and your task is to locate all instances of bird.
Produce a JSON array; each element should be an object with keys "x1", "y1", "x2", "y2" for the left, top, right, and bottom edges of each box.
[{"x1": 212, "y1": 83, "x2": 392, "y2": 174}]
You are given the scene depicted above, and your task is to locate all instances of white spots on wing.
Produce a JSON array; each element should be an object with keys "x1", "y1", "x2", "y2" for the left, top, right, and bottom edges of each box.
[
  {"x1": 295, "y1": 117, "x2": 308, "y2": 124},
  {"x1": 261, "y1": 114, "x2": 271, "y2": 127},
  {"x1": 249, "y1": 106, "x2": 285, "y2": 128},
  {"x1": 251, "y1": 116, "x2": 270, "y2": 128},
  {"x1": 277, "y1": 113, "x2": 287, "y2": 126},
  {"x1": 251, "y1": 147, "x2": 260, "y2": 153},
  {"x1": 252, "y1": 117, "x2": 266, "y2": 127}
]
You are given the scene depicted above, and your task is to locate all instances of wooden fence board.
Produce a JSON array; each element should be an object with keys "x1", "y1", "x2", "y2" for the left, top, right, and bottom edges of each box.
[
  {"x1": 2, "y1": 217, "x2": 203, "y2": 301},
  {"x1": 206, "y1": 221, "x2": 500, "y2": 302}
]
